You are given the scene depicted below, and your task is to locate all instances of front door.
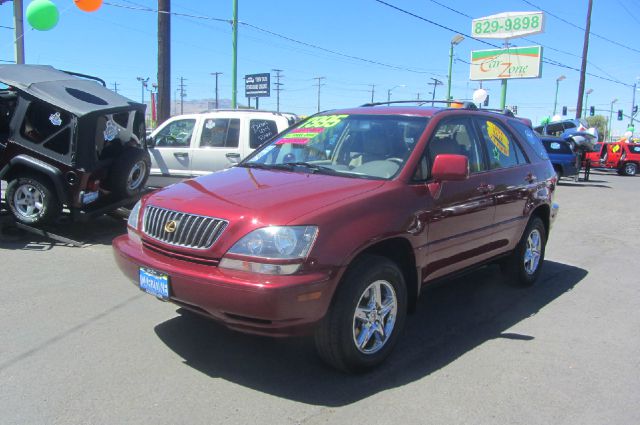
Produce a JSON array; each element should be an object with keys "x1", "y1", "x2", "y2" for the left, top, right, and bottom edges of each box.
[
  {"x1": 421, "y1": 116, "x2": 496, "y2": 281},
  {"x1": 147, "y1": 117, "x2": 196, "y2": 186}
]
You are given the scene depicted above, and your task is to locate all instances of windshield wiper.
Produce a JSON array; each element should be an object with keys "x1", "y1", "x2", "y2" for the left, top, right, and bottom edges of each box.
[
  {"x1": 239, "y1": 162, "x2": 290, "y2": 170},
  {"x1": 282, "y1": 162, "x2": 340, "y2": 174}
]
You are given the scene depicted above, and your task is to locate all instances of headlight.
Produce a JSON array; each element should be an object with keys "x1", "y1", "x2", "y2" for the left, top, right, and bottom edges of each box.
[
  {"x1": 220, "y1": 226, "x2": 318, "y2": 275},
  {"x1": 226, "y1": 226, "x2": 317, "y2": 259},
  {"x1": 127, "y1": 200, "x2": 142, "y2": 230}
]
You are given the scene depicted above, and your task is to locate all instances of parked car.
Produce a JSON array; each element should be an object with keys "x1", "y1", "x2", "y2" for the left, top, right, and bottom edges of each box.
[
  {"x1": 541, "y1": 137, "x2": 579, "y2": 181},
  {"x1": 534, "y1": 118, "x2": 598, "y2": 152},
  {"x1": 0, "y1": 65, "x2": 149, "y2": 225},
  {"x1": 113, "y1": 102, "x2": 558, "y2": 372},
  {"x1": 584, "y1": 141, "x2": 640, "y2": 175},
  {"x1": 146, "y1": 110, "x2": 294, "y2": 187}
]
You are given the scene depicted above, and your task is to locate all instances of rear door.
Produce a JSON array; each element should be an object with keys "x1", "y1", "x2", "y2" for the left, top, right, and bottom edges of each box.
[
  {"x1": 147, "y1": 117, "x2": 196, "y2": 186},
  {"x1": 474, "y1": 117, "x2": 533, "y2": 248},
  {"x1": 189, "y1": 116, "x2": 241, "y2": 176}
]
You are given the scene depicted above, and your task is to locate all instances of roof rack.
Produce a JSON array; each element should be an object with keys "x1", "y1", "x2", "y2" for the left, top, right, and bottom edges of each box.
[
  {"x1": 478, "y1": 108, "x2": 516, "y2": 117},
  {"x1": 360, "y1": 99, "x2": 478, "y2": 110}
]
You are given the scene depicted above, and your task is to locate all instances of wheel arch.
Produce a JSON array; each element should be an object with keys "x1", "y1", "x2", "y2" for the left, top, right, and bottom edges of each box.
[
  {"x1": 343, "y1": 237, "x2": 419, "y2": 314},
  {"x1": 530, "y1": 203, "x2": 551, "y2": 237},
  {"x1": 1, "y1": 155, "x2": 68, "y2": 205}
]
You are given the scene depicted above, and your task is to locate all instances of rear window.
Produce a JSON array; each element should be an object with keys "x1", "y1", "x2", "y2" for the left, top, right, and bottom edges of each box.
[
  {"x1": 509, "y1": 119, "x2": 549, "y2": 160},
  {"x1": 542, "y1": 140, "x2": 573, "y2": 154}
]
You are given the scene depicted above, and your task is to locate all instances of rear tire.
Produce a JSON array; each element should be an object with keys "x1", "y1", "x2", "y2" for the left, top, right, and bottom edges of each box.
[
  {"x1": 109, "y1": 147, "x2": 151, "y2": 198},
  {"x1": 6, "y1": 175, "x2": 61, "y2": 226},
  {"x1": 314, "y1": 255, "x2": 407, "y2": 373},
  {"x1": 622, "y1": 162, "x2": 637, "y2": 176},
  {"x1": 501, "y1": 217, "x2": 547, "y2": 287}
]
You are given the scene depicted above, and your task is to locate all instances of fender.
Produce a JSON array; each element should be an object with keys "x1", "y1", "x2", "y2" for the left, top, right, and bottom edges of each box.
[{"x1": 0, "y1": 155, "x2": 69, "y2": 205}]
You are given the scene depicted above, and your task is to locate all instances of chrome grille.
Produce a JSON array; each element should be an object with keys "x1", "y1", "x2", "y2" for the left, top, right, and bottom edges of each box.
[{"x1": 142, "y1": 206, "x2": 228, "y2": 249}]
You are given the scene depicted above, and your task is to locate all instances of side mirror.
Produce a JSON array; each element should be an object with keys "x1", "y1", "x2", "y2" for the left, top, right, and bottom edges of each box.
[
  {"x1": 431, "y1": 154, "x2": 469, "y2": 182},
  {"x1": 145, "y1": 135, "x2": 154, "y2": 149}
]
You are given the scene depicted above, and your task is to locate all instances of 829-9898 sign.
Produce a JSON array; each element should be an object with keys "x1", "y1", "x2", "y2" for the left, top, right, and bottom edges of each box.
[{"x1": 471, "y1": 11, "x2": 544, "y2": 39}]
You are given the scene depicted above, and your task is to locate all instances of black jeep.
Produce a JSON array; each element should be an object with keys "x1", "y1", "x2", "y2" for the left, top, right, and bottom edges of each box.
[{"x1": 0, "y1": 65, "x2": 151, "y2": 225}]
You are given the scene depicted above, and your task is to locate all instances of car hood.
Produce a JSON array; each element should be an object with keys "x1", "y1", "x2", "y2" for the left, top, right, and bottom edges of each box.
[
  {"x1": 146, "y1": 166, "x2": 385, "y2": 225},
  {"x1": 0, "y1": 64, "x2": 144, "y2": 116}
]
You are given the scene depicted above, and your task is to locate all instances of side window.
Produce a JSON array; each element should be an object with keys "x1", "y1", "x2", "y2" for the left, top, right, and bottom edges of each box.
[
  {"x1": 510, "y1": 119, "x2": 549, "y2": 160},
  {"x1": 546, "y1": 123, "x2": 564, "y2": 137},
  {"x1": 475, "y1": 118, "x2": 526, "y2": 170},
  {"x1": 250, "y1": 119, "x2": 279, "y2": 148},
  {"x1": 154, "y1": 119, "x2": 195, "y2": 147},
  {"x1": 413, "y1": 117, "x2": 485, "y2": 180},
  {"x1": 199, "y1": 118, "x2": 240, "y2": 148},
  {"x1": 563, "y1": 121, "x2": 577, "y2": 131}
]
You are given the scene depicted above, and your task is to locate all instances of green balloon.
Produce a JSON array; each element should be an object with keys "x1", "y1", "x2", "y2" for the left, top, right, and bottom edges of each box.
[
  {"x1": 26, "y1": 0, "x2": 59, "y2": 31},
  {"x1": 540, "y1": 116, "x2": 551, "y2": 125}
]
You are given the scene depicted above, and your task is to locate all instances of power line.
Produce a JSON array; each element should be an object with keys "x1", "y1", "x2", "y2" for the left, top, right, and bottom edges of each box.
[
  {"x1": 521, "y1": 0, "x2": 640, "y2": 55},
  {"x1": 375, "y1": 0, "x2": 633, "y2": 88}
]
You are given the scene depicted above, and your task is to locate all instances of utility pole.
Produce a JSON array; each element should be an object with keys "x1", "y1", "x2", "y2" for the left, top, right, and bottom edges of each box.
[
  {"x1": 416, "y1": 93, "x2": 421, "y2": 100},
  {"x1": 370, "y1": 84, "x2": 375, "y2": 103},
  {"x1": 272, "y1": 69, "x2": 283, "y2": 112},
  {"x1": 314, "y1": 77, "x2": 325, "y2": 112},
  {"x1": 575, "y1": 0, "x2": 593, "y2": 118},
  {"x1": 631, "y1": 83, "x2": 637, "y2": 126},
  {"x1": 428, "y1": 78, "x2": 443, "y2": 106},
  {"x1": 137, "y1": 77, "x2": 149, "y2": 105},
  {"x1": 157, "y1": 0, "x2": 171, "y2": 124},
  {"x1": 210, "y1": 72, "x2": 222, "y2": 109},
  {"x1": 113, "y1": 82, "x2": 119, "y2": 94},
  {"x1": 178, "y1": 77, "x2": 187, "y2": 115},
  {"x1": 231, "y1": 0, "x2": 238, "y2": 109},
  {"x1": 13, "y1": 0, "x2": 24, "y2": 64}
]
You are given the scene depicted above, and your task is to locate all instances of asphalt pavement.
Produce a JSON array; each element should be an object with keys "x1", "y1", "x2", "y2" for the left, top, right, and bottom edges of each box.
[{"x1": 1, "y1": 171, "x2": 639, "y2": 425}]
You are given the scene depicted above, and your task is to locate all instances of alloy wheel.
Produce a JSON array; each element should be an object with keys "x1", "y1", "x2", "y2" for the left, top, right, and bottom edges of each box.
[
  {"x1": 352, "y1": 280, "x2": 398, "y2": 354},
  {"x1": 524, "y1": 229, "x2": 542, "y2": 275},
  {"x1": 13, "y1": 184, "x2": 44, "y2": 219}
]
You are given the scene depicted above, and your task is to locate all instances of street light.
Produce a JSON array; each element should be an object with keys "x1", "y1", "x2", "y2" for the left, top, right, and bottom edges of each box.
[
  {"x1": 136, "y1": 76, "x2": 149, "y2": 105},
  {"x1": 553, "y1": 75, "x2": 566, "y2": 116},
  {"x1": 583, "y1": 88, "x2": 593, "y2": 116},
  {"x1": 387, "y1": 84, "x2": 405, "y2": 102},
  {"x1": 608, "y1": 98, "x2": 618, "y2": 142},
  {"x1": 446, "y1": 34, "x2": 464, "y2": 101}
]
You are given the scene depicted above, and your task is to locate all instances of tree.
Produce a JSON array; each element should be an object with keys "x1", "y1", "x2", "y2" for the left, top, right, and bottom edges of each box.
[{"x1": 586, "y1": 115, "x2": 607, "y2": 142}]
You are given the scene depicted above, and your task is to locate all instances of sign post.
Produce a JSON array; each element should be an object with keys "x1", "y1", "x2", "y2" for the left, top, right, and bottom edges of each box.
[{"x1": 470, "y1": 11, "x2": 544, "y2": 110}]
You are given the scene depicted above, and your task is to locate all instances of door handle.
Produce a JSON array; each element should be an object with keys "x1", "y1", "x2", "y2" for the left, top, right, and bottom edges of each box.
[
  {"x1": 226, "y1": 153, "x2": 241, "y2": 158},
  {"x1": 173, "y1": 152, "x2": 188, "y2": 158},
  {"x1": 476, "y1": 183, "x2": 495, "y2": 193},
  {"x1": 525, "y1": 173, "x2": 537, "y2": 183}
]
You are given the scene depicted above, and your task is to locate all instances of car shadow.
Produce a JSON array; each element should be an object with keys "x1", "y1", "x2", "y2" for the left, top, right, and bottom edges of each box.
[
  {"x1": 153, "y1": 260, "x2": 587, "y2": 407},
  {"x1": 558, "y1": 179, "x2": 611, "y2": 188},
  {"x1": 0, "y1": 210, "x2": 127, "y2": 249}
]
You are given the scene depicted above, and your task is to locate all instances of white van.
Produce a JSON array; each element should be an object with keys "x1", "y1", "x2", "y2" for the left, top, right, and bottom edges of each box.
[{"x1": 146, "y1": 110, "x2": 295, "y2": 186}]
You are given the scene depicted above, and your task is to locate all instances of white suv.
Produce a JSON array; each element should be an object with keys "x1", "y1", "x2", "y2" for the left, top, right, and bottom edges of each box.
[{"x1": 146, "y1": 110, "x2": 295, "y2": 186}]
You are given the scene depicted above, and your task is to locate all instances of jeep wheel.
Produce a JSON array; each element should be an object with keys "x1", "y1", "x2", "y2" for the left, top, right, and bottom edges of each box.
[
  {"x1": 314, "y1": 255, "x2": 407, "y2": 373},
  {"x1": 109, "y1": 147, "x2": 151, "y2": 198},
  {"x1": 502, "y1": 217, "x2": 546, "y2": 287},
  {"x1": 6, "y1": 175, "x2": 60, "y2": 226},
  {"x1": 622, "y1": 162, "x2": 637, "y2": 176}
]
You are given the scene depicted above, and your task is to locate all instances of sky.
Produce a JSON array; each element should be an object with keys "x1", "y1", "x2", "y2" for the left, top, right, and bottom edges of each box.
[{"x1": 1, "y1": 0, "x2": 639, "y2": 135}]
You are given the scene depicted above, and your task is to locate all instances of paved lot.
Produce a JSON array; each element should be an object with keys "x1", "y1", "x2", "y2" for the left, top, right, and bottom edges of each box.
[{"x1": 1, "y1": 171, "x2": 639, "y2": 425}]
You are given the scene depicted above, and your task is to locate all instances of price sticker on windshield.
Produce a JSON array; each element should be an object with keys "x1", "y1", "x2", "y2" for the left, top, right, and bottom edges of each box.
[
  {"x1": 299, "y1": 115, "x2": 348, "y2": 129},
  {"x1": 486, "y1": 121, "x2": 509, "y2": 157}
]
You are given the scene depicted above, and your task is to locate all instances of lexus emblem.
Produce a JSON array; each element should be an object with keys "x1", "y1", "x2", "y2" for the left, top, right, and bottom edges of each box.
[{"x1": 164, "y1": 220, "x2": 178, "y2": 233}]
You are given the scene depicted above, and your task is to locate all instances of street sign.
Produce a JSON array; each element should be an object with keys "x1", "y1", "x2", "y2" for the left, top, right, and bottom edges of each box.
[
  {"x1": 472, "y1": 11, "x2": 544, "y2": 39},
  {"x1": 470, "y1": 46, "x2": 543, "y2": 81},
  {"x1": 245, "y1": 73, "x2": 271, "y2": 97}
]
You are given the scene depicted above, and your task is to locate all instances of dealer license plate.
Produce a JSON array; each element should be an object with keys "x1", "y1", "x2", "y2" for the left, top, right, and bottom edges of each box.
[{"x1": 139, "y1": 268, "x2": 170, "y2": 300}]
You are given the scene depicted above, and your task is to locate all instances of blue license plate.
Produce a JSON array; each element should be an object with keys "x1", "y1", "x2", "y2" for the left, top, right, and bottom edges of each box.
[{"x1": 139, "y1": 268, "x2": 170, "y2": 300}]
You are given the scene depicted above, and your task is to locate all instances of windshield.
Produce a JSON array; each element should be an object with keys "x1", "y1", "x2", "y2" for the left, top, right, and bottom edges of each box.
[{"x1": 242, "y1": 114, "x2": 428, "y2": 179}]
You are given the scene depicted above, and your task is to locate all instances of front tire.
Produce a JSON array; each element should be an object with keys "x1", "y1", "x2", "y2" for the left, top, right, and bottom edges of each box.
[
  {"x1": 314, "y1": 255, "x2": 407, "y2": 373},
  {"x1": 502, "y1": 217, "x2": 547, "y2": 287},
  {"x1": 6, "y1": 175, "x2": 61, "y2": 225}
]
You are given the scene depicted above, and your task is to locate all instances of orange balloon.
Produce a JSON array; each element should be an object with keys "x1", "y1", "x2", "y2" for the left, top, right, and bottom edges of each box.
[{"x1": 74, "y1": 0, "x2": 103, "y2": 12}]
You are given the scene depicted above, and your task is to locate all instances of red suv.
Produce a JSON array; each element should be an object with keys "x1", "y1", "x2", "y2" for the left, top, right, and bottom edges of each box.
[{"x1": 113, "y1": 102, "x2": 558, "y2": 372}]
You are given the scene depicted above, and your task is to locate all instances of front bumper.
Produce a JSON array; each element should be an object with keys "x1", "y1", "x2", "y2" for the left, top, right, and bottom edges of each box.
[{"x1": 112, "y1": 234, "x2": 339, "y2": 337}]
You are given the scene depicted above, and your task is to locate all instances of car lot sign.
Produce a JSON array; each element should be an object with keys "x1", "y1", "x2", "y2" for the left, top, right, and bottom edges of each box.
[
  {"x1": 472, "y1": 11, "x2": 544, "y2": 39},
  {"x1": 470, "y1": 46, "x2": 542, "y2": 81},
  {"x1": 245, "y1": 73, "x2": 270, "y2": 97}
]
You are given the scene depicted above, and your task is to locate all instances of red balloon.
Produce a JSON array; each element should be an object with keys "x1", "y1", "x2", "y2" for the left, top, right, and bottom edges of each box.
[{"x1": 74, "y1": 0, "x2": 103, "y2": 12}]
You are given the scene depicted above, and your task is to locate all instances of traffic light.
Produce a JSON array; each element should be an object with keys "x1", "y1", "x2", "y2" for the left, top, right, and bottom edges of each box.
[
  {"x1": 562, "y1": 106, "x2": 567, "y2": 115},
  {"x1": 618, "y1": 109, "x2": 624, "y2": 121},
  {"x1": 511, "y1": 105, "x2": 518, "y2": 114},
  {"x1": 483, "y1": 95, "x2": 489, "y2": 107},
  {"x1": 589, "y1": 106, "x2": 595, "y2": 116}
]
